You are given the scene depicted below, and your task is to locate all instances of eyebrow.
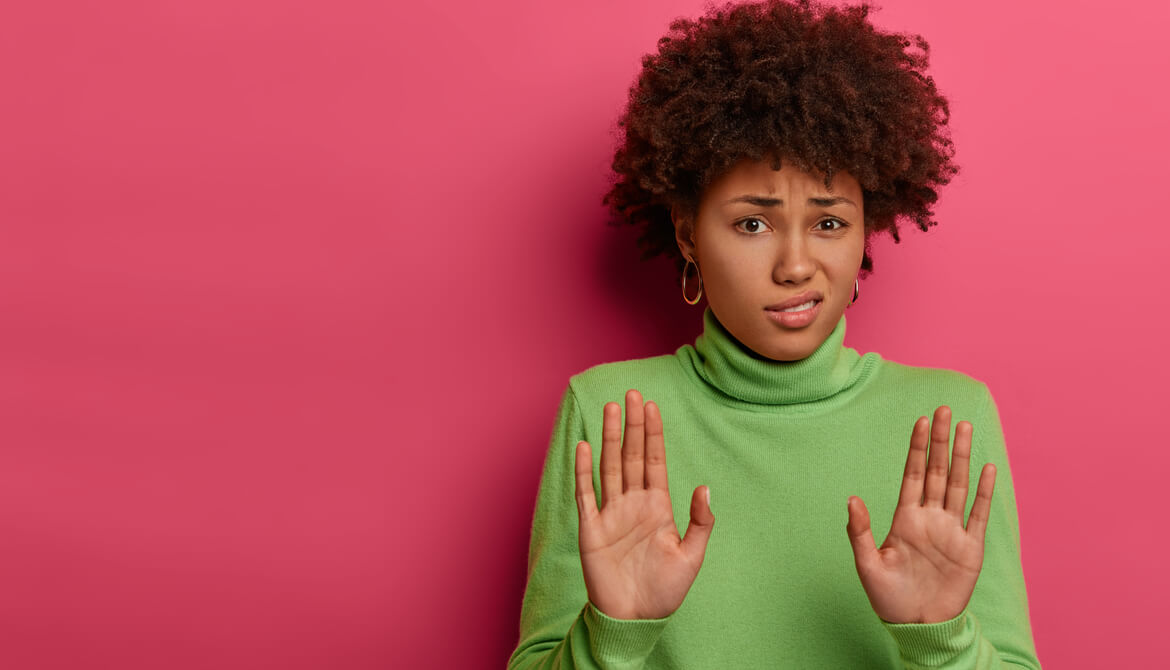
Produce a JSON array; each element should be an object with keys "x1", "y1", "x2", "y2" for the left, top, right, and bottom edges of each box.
[{"x1": 722, "y1": 195, "x2": 858, "y2": 209}]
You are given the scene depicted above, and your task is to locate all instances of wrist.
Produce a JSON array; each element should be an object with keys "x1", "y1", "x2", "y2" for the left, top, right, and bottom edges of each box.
[
  {"x1": 588, "y1": 598, "x2": 669, "y2": 621},
  {"x1": 882, "y1": 607, "x2": 980, "y2": 665},
  {"x1": 581, "y1": 601, "x2": 672, "y2": 662}
]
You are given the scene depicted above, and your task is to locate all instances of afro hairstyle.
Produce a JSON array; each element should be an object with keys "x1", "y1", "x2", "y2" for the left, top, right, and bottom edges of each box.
[{"x1": 601, "y1": 0, "x2": 960, "y2": 279}]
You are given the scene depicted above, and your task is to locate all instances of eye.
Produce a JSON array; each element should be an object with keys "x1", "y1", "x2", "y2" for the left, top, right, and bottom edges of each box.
[
  {"x1": 734, "y1": 217, "x2": 770, "y2": 235},
  {"x1": 817, "y1": 218, "x2": 848, "y2": 232}
]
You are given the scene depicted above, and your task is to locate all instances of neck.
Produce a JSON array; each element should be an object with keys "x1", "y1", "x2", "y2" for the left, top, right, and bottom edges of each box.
[{"x1": 675, "y1": 306, "x2": 874, "y2": 406}]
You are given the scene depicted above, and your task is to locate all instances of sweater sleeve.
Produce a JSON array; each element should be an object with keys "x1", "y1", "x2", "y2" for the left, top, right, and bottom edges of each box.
[
  {"x1": 508, "y1": 384, "x2": 671, "y2": 669},
  {"x1": 879, "y1": 385, "x2": 1042, "y2": 669}
]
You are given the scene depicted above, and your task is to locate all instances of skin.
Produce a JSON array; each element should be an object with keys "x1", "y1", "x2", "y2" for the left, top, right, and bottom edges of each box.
[
  {"x1": 673, "y1": 156, "x2": 866, "y2": 362},
  {"x1": 574, "y1": 157, "x2": 997, "y2": 624}
]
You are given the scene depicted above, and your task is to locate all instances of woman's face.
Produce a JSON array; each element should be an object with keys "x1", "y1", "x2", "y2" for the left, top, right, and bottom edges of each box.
[{"x1": 674, "y1": 157, "x2": 866, "y2": 361}]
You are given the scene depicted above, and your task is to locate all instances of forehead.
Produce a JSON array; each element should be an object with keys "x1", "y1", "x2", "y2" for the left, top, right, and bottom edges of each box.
[{"x1": 706, "y1": 158, "x2": 860, "y2": 199}]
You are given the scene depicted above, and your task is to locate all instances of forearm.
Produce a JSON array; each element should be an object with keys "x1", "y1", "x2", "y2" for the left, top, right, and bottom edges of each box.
[
  {"x1": 884, "y1": 608, "x2": 1041, "y2": 669},
  {"x1": 509, "y1": 603, "x2": 670, "y2": 670}
]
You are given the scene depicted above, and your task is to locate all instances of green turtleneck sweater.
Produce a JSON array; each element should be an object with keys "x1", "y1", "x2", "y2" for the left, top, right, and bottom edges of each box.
[{"x1": 509, "y1": 307, "x2": 1041, "y2": 669}]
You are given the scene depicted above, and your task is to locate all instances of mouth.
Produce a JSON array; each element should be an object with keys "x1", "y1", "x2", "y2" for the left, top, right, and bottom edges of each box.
[
  {"x1": 764, "y1": 290, "x2": 824, "y2": 312},
  {"x1": 767, "y1": 298, "x2": 821, "y2": 313},
  {"x1": 764, "y1": 296, "x2": 823, "y2": 328}
]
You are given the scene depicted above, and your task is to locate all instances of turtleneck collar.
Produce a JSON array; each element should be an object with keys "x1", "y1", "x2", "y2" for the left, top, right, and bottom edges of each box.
[{"x1": 675, "y1": 306, "x2": 875, "y2": 406}]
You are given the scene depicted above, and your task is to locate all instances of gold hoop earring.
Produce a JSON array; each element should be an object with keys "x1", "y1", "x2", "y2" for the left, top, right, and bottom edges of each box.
[
  {"x1": 681, "y1": 257, "x2": 703, "y2": 305},
  {"x1": 847, "y1": 278, "x2": 860, "y2": 307}
]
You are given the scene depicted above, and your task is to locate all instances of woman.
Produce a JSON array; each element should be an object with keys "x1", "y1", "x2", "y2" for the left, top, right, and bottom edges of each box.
[{"x1": 509, "y1": 0, "x2": 1041, "y2": 667}]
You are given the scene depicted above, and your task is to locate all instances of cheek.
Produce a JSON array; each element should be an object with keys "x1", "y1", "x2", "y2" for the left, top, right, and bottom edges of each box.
[
  {"x1": 828, "y1": 232, "x2": 866, "y2": 269},
  {"x1": 705, "y1": 250, "x2": 766, "y2": 284}
]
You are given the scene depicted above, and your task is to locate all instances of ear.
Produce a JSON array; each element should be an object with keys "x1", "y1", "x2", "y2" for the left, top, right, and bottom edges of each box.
[{"x1": 671, "y1": 205, "x2": 698, "y2": 263}]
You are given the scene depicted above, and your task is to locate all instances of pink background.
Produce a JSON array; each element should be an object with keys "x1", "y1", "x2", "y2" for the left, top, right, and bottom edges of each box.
[{"x1": 1, "y1": 0, "x2": 1166, "y2": 667}]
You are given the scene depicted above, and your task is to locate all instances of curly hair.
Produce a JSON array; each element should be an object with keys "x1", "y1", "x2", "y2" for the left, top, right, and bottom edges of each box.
[{"x1": 602, "y1": 0, "x2": 959, "y2": 279}]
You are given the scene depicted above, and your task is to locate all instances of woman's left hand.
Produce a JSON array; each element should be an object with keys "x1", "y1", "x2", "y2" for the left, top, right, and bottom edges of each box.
[{"x1": 845, "y1": 405, "x2": 997, "y2": 624}]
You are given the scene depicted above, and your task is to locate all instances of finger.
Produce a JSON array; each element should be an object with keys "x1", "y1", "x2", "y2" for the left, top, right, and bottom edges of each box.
[
  {"x1": 621, "y1": 389, "x2": 646, "y2": 492},
  {"x1": 643, "y1": 400, "x2": 669, "y2": 492},
  {"x1": 680, "y1": 486, "x2": 715, "y2": 565},
  {"x1": 922, "y1": 406, "x2": 953, "y2": 507},
  {"x1": 599, "y1": 401, "x2": 623, "y2": 506},
  {"x1": 965, "y1": 463, "x2": 997, "y2": 541},
  {"x1": 943, "y1": 420, "x2": 973, "y2": 518},
  {"x1": 897, "y1": 416, "x2": 930, "y2": 507},
  {"x1": 574, "y1": 441, "x2": 598, "y2": 523},
  {"x1": 845, "y1": 496, "x2": 879, "y2": 574}
]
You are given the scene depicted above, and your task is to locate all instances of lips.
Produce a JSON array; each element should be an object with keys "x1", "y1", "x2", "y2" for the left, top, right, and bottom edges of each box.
[{"x1": 765, "y1": 290, "x2": 824, "y2": 311}]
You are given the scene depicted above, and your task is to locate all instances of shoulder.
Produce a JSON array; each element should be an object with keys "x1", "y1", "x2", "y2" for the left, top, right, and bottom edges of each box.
[
  {"x1": 566, "y1": 354, "x2": 682, "y2": 411},
  {"x1": 870, "y1": 356, "x2": 994, "y2": 412}
]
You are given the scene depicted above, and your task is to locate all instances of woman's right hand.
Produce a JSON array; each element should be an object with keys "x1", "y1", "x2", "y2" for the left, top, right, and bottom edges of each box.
[{"x1": 574, "y1": 389, "x2": 715, "y2": 620}]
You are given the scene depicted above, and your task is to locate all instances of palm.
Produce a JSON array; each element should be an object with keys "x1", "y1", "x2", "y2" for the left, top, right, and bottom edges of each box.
[
  {"x1": 847, "y1": 406, "x2": 997, "y2": 624},
  {"x1": 575, "y1": 390, "x2": 714, "y2": 621}
]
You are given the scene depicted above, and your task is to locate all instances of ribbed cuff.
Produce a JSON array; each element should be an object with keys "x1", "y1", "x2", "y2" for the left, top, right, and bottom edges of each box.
[
  {"x1": 882, "y1": 608, "x2": 980, "y2": 667},
  {"x1": 582, "y1": 602, "x2": 670, "y2": 667}
]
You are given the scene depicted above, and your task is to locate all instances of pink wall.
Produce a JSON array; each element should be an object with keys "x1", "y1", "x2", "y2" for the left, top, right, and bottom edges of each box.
[{"x1": 1, "y1": 0, "x2": 1166, "y2": 667}]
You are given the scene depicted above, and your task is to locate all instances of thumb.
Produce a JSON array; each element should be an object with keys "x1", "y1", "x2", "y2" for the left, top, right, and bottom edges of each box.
[
  {"x1": 845, "y1": 496, "x2": 879, "y2": 573},
  {"x1": 680, "y1": 485, "x2": 715, "y2": 564}
]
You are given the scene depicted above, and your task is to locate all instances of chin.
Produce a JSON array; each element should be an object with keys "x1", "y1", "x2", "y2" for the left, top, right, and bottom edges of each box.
[
  {"x1": 753, "y1": 339, "x2": 815, "y2": 362},
  {"x1": 769, "y1": 348, "x2": 814, "y2": 363},
  {"x1": 762, "y1": 321, "x2": 833, "y2": 361}
]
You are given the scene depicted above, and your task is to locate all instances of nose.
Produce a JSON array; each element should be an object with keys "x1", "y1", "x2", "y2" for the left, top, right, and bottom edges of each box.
[{"x1": 772, "y1": 232, "x2": 816, "y2": 285}]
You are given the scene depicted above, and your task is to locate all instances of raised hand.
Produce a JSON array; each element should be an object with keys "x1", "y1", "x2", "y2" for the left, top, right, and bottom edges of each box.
[
  {"x1": 845, "y1": 405, "x2": 997, "y2": 624},
  {"x1": 575, "y1": 389, "x2": 715, "y2": 620}
]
